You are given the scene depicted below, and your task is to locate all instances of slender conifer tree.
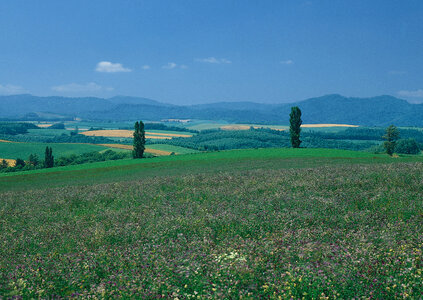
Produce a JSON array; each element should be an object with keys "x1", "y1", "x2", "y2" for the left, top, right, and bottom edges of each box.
[
  {"x1": 289, "y1": 106, "x2": 302, "y2": 148},
  {"x1": 383, "y1": 125, "x2": 400, "y2": 156},
  {"x1": 44, "y1": 146, "x2": 54, "y2": 168},
  {"x1": 133, "y1": 121, "x2": 146, "y2": 158}
]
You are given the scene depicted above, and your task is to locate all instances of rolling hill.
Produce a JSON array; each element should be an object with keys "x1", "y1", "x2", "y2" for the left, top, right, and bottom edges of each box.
[{"x1": 1, "y1": 94, "x2": 423, "y2": 126}]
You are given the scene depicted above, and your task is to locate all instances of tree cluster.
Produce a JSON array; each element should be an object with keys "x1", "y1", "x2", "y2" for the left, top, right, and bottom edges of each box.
[{"x1": 0, "y1": 149, "x2": 130, "y2": 173}]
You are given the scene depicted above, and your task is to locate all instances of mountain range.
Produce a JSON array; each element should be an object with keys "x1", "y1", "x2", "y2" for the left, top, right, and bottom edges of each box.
[{"x1": 1, "y1": 94, "x2": 422, "y2": 126}]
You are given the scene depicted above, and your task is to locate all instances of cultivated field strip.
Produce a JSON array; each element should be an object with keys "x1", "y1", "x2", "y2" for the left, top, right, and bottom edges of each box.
[
  {"x1": 0, "y1": 158, "x2": 16, "y2": 166},
  {"x1": 80, "y1": 129, "x2": 192, "y2": 139}
]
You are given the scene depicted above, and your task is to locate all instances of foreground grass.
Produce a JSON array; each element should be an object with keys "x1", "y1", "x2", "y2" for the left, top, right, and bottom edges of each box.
[{"x1": 0, "y1": 149, "x2": 422, "y2": 298}]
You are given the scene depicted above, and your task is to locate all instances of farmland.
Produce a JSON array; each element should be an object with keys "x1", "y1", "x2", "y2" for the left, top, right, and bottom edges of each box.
[
  {"x1": 0, "y1": 148, "x2": 422, "y2": 298},
  {"x1": 79, "y1": 129, "x2": 193, "y2": 139},
  {"x1": 0, "y1": 140, "x2": 199, "y2": 162},
  {"x1": 0, "y1": 122, "x2": 422, "y2": 298},
  {"x1": 0, "y1": 123, "x2": 199, "y2": 164},
  {"x1": 0, "y1": 141, "x2": 114, "y2": 160},
  {"x1": 100, "y1": 144, "x2": 199, "y2": 156}
]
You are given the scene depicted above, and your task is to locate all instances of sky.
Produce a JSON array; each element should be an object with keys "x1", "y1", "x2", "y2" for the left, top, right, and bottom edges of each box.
[{"x1": 1, "y1": 0, "x2": 423, "y2": 104}]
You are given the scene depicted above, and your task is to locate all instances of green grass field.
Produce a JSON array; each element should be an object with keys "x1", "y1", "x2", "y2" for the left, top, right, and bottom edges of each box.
[
  {"x1": 0, "y1": 148, "x2": 420, "y2": 191},
  {"x1": 1, "y1": 148, "x2": 422, "y2": 298},
  {"x1": 0, "y1": 142, "x2": 112, "y2": 160},
  {"x1": 147, "y1": 143, "x2": 200, "y2": 154}
]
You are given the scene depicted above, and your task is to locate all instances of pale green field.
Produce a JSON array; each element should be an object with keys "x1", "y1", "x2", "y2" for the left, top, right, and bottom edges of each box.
[
  {"x1": 148, "y1": 143, "x2": 200, "y2": 154},
  {"x1": 0, "y1": 142, "x2": 113, "y2": 159}
]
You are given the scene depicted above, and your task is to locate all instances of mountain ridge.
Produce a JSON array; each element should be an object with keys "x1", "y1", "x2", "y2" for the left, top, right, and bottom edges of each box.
[{"x1": 1, "y1": 94, "x2": 422, "y2": 126}]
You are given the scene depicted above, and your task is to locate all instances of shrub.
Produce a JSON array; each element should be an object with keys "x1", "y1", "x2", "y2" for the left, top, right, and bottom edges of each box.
[{"x1": 395, "y1": 138, "x2": 421, "y2": 154}]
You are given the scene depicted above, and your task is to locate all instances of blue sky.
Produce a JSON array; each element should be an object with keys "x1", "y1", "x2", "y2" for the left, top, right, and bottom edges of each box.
[{"x1": 1, "y1": 0, "x2": 423, "y2": 104}]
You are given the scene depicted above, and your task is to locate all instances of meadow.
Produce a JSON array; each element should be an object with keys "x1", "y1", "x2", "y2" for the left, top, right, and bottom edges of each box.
[
  {"x1": 0, "y1": 148, "x2": 422, "y2": 298},
  {"x1": 0, "y1": 148, "x2": 408, "y2": 191}
]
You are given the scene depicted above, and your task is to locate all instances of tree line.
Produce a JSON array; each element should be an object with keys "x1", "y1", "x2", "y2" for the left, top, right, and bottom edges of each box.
[
  {"x1": 288, "y1": 107, "x2": 419, "y2": 155},
  {"x1": 0, "y1": 147, "x2": 130, "y2": 173}
]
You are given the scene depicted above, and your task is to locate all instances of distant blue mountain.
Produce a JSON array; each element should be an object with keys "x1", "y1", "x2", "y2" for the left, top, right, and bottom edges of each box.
[{"x1": 0, "y1": 93, "x2": 422, "y2": 126}]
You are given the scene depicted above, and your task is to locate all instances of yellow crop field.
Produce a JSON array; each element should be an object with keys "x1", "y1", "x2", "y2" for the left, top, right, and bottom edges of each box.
[
  {"x1": 36, "y1": 124, "x2": 53, "y2": 128},
  {"x1": 146, "y1": 135, "x2": 172, "y2": 140},
  {"x1": 0, "y1": 139, "x2": 15, "y2": 143},
  {"x1": 99, "y1": 144, "x2": 133, "y2": 150},
  {"x1": 146, "y1": 132, "x2": 192, "y2": 137},
  {"x1": 99, "y1": 144, "x2": 172, "y2": 156},
  {"x1": 145, "y1": 148, "x2": 173, "y2": 156},
  {"x1": 220, "y1": 124, "x2": 358, "y2": 130},
  {"x1": 80, "y1": 130, "x2": 133, "y2": 138},
  {"x1": 0, "y1": 158, "x2": 16, "y2": 167},
  {"x1": 221, "y1": 125, "x2": 251, "y2": 130},
  {"x1": 301, "y1": 124, "x2": 358, "y2": 128},
  {"x1": 80, "y1": 130, "x2": 186, "y2": 139}
]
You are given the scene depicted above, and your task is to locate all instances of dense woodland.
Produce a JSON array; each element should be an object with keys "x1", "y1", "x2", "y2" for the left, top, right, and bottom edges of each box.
[{"x1": 0, "y1": 122, "x2": 38, "y2": 135}]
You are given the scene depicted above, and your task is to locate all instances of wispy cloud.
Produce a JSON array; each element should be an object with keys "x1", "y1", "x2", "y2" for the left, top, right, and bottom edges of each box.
[
  {"x1": 280, "y1": 59, "x2": 294, "y2": 65},
  {"x1": 51, "y1": 82, "x2": 113, "y2": 93},
  {"x1": 162, "y1": 62, "x2": 177, "y2": 69},
  {"x1": 95, "y1": 61, "x2": 131, "y2": 73},
  {"x1": 388, "y1": 70, "x2": 407, "y2": 75},
  {"x1": 141, "y1": 65, "x2": 151, "y2": 70},
  {"x1": 162, "y1": 62, "x2": 187, "y2": 69},
  {"x1": 398, "y1": 89, "x2": 423, "y2": 98},
  {"x1": 195, "y1": 57, "x2": 232, "y2": 64},
  {"x1": 0, "y1": 84, "x2": 26, "y2": 95}
]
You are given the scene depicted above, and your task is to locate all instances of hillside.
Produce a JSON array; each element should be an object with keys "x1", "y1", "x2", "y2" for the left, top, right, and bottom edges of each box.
[
  {"x1": 0, "y1": 148, "x2": 421, "y2": 191},
  {"x1": 1, "y1": 148, "x2": 422, "y2": 298},
  {"x1": 1, "y1": 94, "x2": 423, "y2": 126}
]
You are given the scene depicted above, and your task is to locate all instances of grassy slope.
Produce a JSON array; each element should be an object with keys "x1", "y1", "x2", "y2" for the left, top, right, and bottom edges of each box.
[
  {"x1": 0, "y1": 142, "x2": 111, "y2": 160},
  {"x1": 0, "y1": 148, "x2": 422, "y2": 298},
  {"x1": 147, "y1": 143, "x2": 200, "y2": 154},
  {"x1": 0, "y1": 148, "x2": 421, "y2": 192}
]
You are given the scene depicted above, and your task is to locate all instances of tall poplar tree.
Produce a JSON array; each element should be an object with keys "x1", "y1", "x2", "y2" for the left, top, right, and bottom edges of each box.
[
  {"x1": 383, "y1": 125, "x2": 400, "y2": 156},
  {"x1": 289, "y1": 106, "x2": 302, "y2": 148},
  {"x1": 44, "y1": 146, "x2": 54, "y2": 168},
  {"x1": 133, "y1": 121, "x2": 146, "y2": 158}
]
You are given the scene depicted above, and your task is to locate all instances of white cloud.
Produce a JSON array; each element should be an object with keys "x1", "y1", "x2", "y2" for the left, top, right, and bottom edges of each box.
[
  {"x1": 141, "y1": 65, "x2": 151, "y2": 70},
  {"x1": 398, "y1": 89, "x2": 423, "y2": 98},
  {"x1": 51, "y1": 82, "x2": 114, "y2": 93},
  {"x1": 0, "y1": 84, "x2": 26, "y2": 95},
  {"x1": 95, "y1": 61, "x2": 131, "y2": 73},
  {"x1": 162, "y1": 62, "x2": 178, "y2": 69},
  {"x1": 280, "y1": 59, "x2": 294, "y2": 65},
  {"x1": 180, "y1": 64, "x2": 188, "y2": 69},
  {"x1": 195, "y1": 57, "x2": 232, "y2": 64}
]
